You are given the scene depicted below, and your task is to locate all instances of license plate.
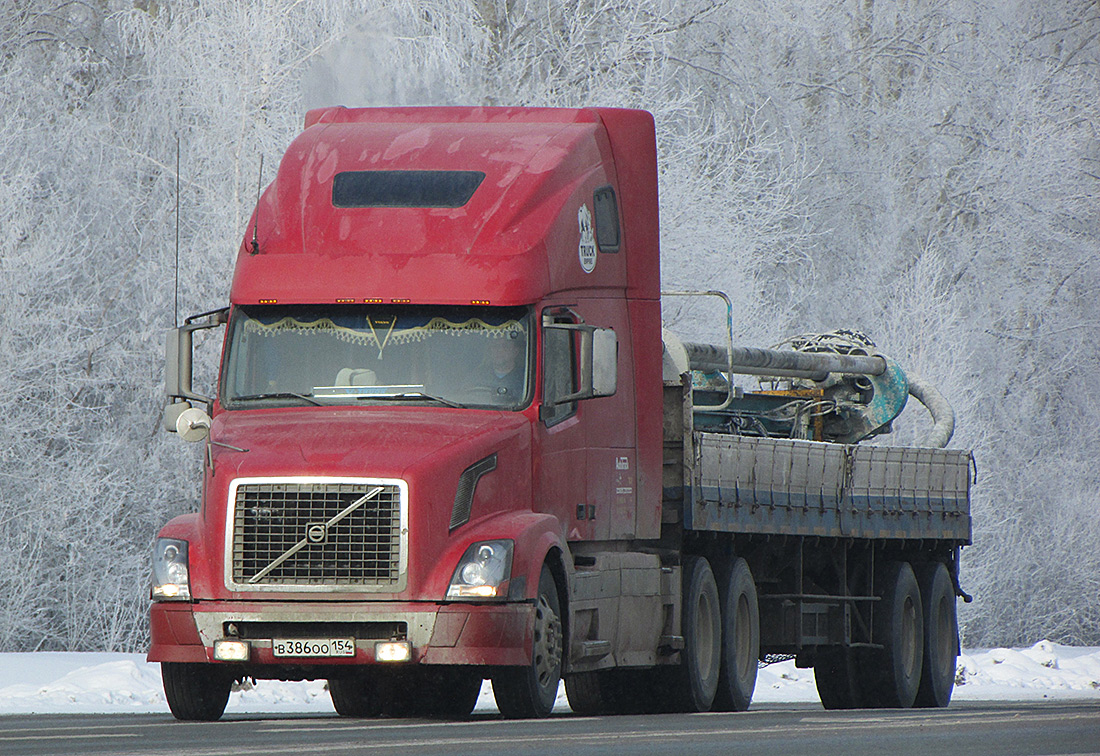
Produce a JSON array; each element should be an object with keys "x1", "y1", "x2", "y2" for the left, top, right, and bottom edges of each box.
[{"x1": 272, "y1": 638, "x2": 356, "y2": 658}]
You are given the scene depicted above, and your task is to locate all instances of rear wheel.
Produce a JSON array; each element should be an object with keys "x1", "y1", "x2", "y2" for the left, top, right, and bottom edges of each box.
[
  {"x1": 565, "y1": 671, "x2": 605, "y2": 716},
  {"x1": 914, "y1": 562, "x2": 958, "y2": 708},
  {"x1": 865, "y1": 561, "x2": 923, "y2": 708},
  {"x1": 814, "y1": 647, "x2": 867, "y2": 710},
  {"x1": 420, "y1": 669, "x2": 483, "y2": 719},
  {"x1": 714, "y1": 558, "x2": 759, "y2": 712},
  {"x1": 665, "y1": 556, "x2": 721, "y2": 712},
  {"x1": 567, "y1": 668, "x2": 672, "y2": 715},
  {"x1": 364, "y1": 668, "x2": 481, "y2": 719},
  {"x1": 329, "y1": 674, "x2": 381, "y2": 718},
  {"x1": 161, "y1": 662, "x2": 232, "y2": 722},
  {"x1": 493, "y1": 565, "x2": 563, "y2": 718}
]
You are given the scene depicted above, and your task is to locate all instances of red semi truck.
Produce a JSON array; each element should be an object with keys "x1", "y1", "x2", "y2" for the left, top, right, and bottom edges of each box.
[{"x1": 151, "y1": 107, "x2": 972, "y2": 721}]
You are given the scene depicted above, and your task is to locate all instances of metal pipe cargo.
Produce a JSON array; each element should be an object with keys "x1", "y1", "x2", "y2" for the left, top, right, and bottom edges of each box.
[{"x1": 682, "y1": 342, "x2": 887, "y2": 380}]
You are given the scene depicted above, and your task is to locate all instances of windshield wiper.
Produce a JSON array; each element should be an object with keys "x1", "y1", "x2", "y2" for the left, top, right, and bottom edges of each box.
[
  {"x1": 357, "y1": 391, "x2": 465, "y2": 409},
  {"x1": 233, "y1": 391, "x2": 323, "y2": 407}
]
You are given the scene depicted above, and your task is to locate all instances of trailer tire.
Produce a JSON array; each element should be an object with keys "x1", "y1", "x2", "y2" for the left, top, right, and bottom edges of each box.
[
  {"x1": 329, "y1": 674, "x2": 381, "y2": 718},
  {"x1": 713, "y1": 557, "x2": 759, "y2": 711},
  {"x1": 867, "y1": 561, "x2": 923, "y2": 708},
  {"x1": 161, "y1": 662, "x2": 232, "y2": 722},
  {"x1": 814, "y1": 647, "x2": 866, "y2": 709},
  {"x1": 914, "y1": 562, "x2": 958, "y2": 708},
  {"x1": 492, "y1": 565, "x2": 562, "y2": 718},
  {"x1": 669, "y1": 555, "x2": 721, "y2": 712}
]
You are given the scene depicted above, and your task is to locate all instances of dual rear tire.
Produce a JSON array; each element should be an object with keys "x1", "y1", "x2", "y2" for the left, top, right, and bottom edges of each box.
[
  {"x1": 814, "y1": 560, "x2": 958, "y2": 710},
  {"x1": 565, "y1": 555, "x2": 760, "y2": 715}
]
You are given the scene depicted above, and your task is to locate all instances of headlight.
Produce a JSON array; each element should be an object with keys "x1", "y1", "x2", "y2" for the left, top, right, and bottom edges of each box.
[
  {"x1": 446, "y1": 540, "x2": 513, "y2": 599},
  {"x1": 151, "y1": 538, "x2": 191, "y2": 601}
]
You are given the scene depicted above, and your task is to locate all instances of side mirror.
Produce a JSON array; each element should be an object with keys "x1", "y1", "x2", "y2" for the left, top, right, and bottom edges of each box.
[
  {"x1": 163, "y1": 400, "x2": 192, "y2": 433},
  {"x1": 591, "y1": 328, "x2": 617, "y2": 398},
  {"x1": 164, "y1": 308, "x2": 227, "y2": 430},
  {"x1": 542, "y1": 317, "x2": 618, "y2": 405}
]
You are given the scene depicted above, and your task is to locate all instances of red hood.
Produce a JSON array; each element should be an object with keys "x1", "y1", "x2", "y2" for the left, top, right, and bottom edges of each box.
[
  {"x1": 187, "y1": 406, "x2": 534, "y2": 602},
  {"x1": 208, "y1": 405, "x2": 527, "y2": 480}
]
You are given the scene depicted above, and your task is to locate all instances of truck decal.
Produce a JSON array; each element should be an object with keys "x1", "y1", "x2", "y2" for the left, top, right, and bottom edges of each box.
[{"x1": 578, "y1": 203, "x2": 597, "y2": 273}]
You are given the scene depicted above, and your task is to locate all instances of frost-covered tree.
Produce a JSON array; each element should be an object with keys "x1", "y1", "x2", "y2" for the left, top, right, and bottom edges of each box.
[{"x1": 0, "y1": 0, "x2": 1096, "y2": 651}]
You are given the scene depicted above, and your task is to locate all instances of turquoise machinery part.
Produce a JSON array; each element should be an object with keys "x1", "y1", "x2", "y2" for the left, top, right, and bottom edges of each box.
[{"x1": 833, "y1": 355, "x2": 909, "y2": 444}]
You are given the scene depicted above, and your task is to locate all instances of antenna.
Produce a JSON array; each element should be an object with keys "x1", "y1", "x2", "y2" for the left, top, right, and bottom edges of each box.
[
  {"x1": 250, "y1": 155, "x2": 263, "y2": 255},
  {"x1": 174, "y1": 135, "x2": 181, "y2": 327}
]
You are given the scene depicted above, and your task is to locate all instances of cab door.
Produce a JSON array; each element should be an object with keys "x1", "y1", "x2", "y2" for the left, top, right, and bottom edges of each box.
[{"x1": 534, "y1": 302, "x2": 635, "y2": 542}]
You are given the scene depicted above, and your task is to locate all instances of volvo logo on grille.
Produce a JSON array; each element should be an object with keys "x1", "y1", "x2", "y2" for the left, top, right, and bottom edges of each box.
[{"x1": 305, "y1": 523, "x2": 328, "y2": 544}]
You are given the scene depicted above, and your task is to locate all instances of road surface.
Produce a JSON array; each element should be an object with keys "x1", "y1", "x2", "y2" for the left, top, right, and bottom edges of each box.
[{"x1": 1, "y1": 701, "x2": 1098, "y2": 756}]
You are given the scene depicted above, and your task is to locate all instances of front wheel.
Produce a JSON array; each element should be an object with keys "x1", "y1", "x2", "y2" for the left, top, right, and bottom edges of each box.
[
  {"x1": 492, "y1": 565, "x2": 563, "y2": 718},
  {"x1": 161, "y1": 662, "x2": 233, "y2": 721}
]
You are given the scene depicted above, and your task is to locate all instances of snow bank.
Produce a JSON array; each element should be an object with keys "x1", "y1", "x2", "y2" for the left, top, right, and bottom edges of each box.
[{"x1": 0, "y1": 641, "x2": 1097, "y2": 715}]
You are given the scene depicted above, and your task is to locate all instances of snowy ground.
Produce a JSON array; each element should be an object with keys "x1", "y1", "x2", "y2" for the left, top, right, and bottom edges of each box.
[{"x1": 1, "y1": 641, "x2": 1097, "y2": 716}]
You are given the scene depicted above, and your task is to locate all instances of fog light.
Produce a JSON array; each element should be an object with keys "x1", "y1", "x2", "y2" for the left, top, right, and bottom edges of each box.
[
  {"x1": 213, "y1": 638, "x2": 250, "y2": 662},
  {"x1": 375, "y1": 640, "x2": 412, "y2": 663}
]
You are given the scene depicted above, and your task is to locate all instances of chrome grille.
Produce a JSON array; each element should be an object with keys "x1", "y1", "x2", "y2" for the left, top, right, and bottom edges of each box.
[{"x1": 229, "y1": 479, "x2": 405, "y2": 590}]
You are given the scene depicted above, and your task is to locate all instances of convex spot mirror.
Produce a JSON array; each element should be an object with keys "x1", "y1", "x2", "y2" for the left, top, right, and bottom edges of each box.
[{"x1": 174, "y1": 406, "x2": 212, "y2": 443}]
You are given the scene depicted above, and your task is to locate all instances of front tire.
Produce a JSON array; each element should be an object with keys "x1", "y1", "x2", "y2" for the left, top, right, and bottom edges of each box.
[
  {"x1": 161, "y1": 662, "x2": 232, "y2": 721},
  {"x1": 493, "y1": 565, "x2": 563, "y2": 718}
]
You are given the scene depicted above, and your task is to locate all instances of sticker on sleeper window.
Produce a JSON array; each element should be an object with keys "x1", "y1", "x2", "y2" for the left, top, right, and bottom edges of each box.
[{"x1": 578, "y1": 204, "x2": 596, "y2": 273}]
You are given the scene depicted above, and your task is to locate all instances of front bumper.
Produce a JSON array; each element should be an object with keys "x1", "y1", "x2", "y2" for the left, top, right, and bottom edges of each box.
[{"x1": 148, "y1": 600, "x2": 534, "y2": 669}]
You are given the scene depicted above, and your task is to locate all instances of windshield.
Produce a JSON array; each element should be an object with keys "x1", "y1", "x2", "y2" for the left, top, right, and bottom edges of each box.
[{"x1": 221, "y1": 304, "x2": 532, "y2": 410}]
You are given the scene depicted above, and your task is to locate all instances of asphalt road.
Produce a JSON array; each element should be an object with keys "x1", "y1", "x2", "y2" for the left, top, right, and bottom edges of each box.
[{"x1": 1, "y1": 702, "x2": 1098, "y2": 756}]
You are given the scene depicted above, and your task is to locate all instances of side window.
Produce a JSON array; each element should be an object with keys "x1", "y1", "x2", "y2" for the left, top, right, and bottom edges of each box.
[
  {"x1": 593, "y1": 185, "x2": 620, "y2": 253},
  {"x1": 541, "y1": 312, "x2": 578, "y2": 426}
]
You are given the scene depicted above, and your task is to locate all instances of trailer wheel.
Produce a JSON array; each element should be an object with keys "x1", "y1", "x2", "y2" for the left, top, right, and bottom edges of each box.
[
  {"x1": 713, "y1": 557, "x2": 759, "y2": 711},
  {"x1": 813, "y1": 647, "x2": 866, "y2": 709},
  {"x1": 914, "y1": 562, "x2": 958, "y2": 708},
  {"x1": 493, "y1": 565, "x2": 562, "y2": 718},
  {"x1": 161, "y1": 662, "x2": 232, "y2": 721},
  {"x1": 329, "y1": 674, "x2": 381, "y2": 718},
  {"x1": 867, "y1": 561, "x2": 923, "y2": 708},
  {"x1": 667, "y1": 555, "x2": 721, "y2": 712}
]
